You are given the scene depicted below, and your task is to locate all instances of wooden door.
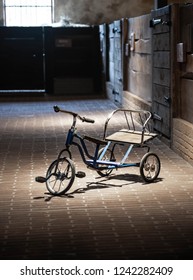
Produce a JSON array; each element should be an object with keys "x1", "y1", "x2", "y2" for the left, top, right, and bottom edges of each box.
[
  {"x1": 151, "y1": 6, "x2": 172, "y2": 138},
  {"x1": 99, "y1": 24, "x2": 109, "y2": 82},
  {"x1": 107, "y1": 20, "x2": 123, "y2": 105},
  {"x1": 113, "y1": 20, "x2": 123, "y2": 105}
]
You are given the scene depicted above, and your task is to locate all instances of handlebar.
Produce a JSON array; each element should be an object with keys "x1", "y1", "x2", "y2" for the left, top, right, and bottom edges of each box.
[{"x1": 53, "y1": 105, "x2": 95, "y2": 124}]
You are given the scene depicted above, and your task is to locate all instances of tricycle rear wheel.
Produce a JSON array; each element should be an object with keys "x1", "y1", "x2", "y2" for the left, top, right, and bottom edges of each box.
[
  {"x1": 140, "y1": 152, "x2": 160, "y2": 183},
  {"x1": 97, "y1": 148, "x2": 115, "y2": 177}
]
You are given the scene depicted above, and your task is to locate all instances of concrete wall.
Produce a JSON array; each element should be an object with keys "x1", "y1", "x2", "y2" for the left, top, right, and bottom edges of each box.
[
  {"x1": 173, "y1": 118, "x2": 193, "y2": 165},
  {"x1": 0, "y1": 1, "x2": 189, "y2": 26},
  {"x1": 54, "y1": 0, "x2": 154, "y2": 25}
]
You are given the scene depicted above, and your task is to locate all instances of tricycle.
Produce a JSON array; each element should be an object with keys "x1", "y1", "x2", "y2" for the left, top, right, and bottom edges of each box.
[{"x1": 35, "y1": 105, "x2": 161, "y2": 195}]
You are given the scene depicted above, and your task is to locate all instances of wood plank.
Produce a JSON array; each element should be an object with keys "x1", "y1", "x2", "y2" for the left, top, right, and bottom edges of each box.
[
  {"x1": 153, "y1": 33, "x2": 170, "y2": 51},
  {"x1": 153, "y1": 51, "x2": 170, "y2": 68},
  {"x1": 129, "y1": 53, "x2": 151, "y2": 74},
  {"x1": 181, "y1": 78, "x2": 193, "y2": 123},
  {"x1": 153, "y1": 84, "x2": 170, "y2": 107},
  {"x1": 186, "y1": 54, "x2": 193, "y2": 73},
  {"x1": 109, "y1": 62, "x2": 114, "y2": 83},
  {"x1": 153, "y1": 102, "x2": 170, "y2": 137},
  {"x1": 173, "y1": 118, "x2": 193, "y2": 139},
  {"x1": 135, "y1": 38, "x2": 151, "y2": 54},
  {"x1": 153, "y1": 68, "x2": 170, "y2": 87},
  {"x1": 128, "y1": 14, "x2": 151, "y2": 40},
  {"x1": 109, "y1": 38, "x2": 114, "y2": 61},
  {"x1": 129, "y1": 70, "x2": 152, "y2": 102}
]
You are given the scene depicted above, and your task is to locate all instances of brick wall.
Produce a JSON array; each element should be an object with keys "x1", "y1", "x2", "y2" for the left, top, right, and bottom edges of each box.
[{"x1": 173, "y1": 118, "x2": 193, "y2": 165}]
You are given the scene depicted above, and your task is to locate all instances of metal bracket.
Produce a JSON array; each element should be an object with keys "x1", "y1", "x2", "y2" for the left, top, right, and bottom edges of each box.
[
  {"x1": 113, "y1": 27, "x2": 121, "y2": 34},
  {"x1": 152, "y1": 113, "x2": 163, "y2": 122},
  {"x1": 150, "y1": 18, "x2": 171, "y2": 28},
  {"x1": 164, "y1": 96, "x2": 171, "y2": 105}
]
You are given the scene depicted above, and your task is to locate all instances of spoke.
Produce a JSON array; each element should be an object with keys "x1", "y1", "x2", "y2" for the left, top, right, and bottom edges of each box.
[
  {"x1": 52, "y1": 178, "x2": 58, "y2": 191},
  {"x1": 146, "y1": 170, "x2": 152, "y2": 178},
  {"x1": 58, "y1": 180, "x2": 63, "y2": 192},
  {"x1": 61, "y1": 180, "x2": 68, "y2": 188},
  {"x1": 49, "y1": 177, "x2": 57, "y2": 183},
  {"x1": 57, "y1": 164, "x2": 63, "y2": 173}
]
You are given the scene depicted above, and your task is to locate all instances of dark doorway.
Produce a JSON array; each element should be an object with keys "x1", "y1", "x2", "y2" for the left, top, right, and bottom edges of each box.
[
  {"x1": 0, "y1": 26, "x2": 102, "y2": 95},
  {"x1": 0, "y1": 27, "x2": 45, "y2": 91}
]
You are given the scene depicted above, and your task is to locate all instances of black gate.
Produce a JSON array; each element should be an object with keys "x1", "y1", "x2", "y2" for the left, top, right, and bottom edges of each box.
[{"x1": 0, "y1": 27, "x2": 44, "y2": 91}]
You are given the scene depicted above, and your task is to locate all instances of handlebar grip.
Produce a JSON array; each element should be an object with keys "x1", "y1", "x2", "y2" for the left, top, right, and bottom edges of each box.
[
  {"x1": 82, "y1": 117, "x2": 95, "y2": 123},
  {"x1": 53, "y1": 105, "x2": 60, "y2": 113}
]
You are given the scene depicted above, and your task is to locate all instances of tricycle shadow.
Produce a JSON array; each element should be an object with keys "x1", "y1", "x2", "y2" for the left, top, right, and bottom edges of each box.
[
  {"x1": 34, "y1": 173, "x2": 163, "y2": 202},
  {"x1": 69, "y1": 173, "x2": 163, "y2": 197}
]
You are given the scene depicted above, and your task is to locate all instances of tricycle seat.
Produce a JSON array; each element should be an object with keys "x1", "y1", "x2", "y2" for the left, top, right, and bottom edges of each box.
[
  {"x1": 103, "y1": 108, "x2": 157, "y2": 146},
  {"x1": 105, "y1": 129, "x2": 157, "y2": 145}
]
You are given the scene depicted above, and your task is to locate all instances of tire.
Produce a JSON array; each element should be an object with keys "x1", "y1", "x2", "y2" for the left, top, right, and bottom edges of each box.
[
  {"x1": 140, "y1": 152, "x2": 161, "y2": 183},
  {"x1": 46, "y1": 157, "x2": 75, "y2": 195},
  {"x1": 97, "y1": 148, "x2": 115, "y2": 177}
]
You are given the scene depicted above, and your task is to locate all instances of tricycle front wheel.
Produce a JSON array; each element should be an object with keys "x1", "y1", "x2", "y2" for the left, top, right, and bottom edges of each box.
[
  {"x1": 140, "y1": 152, "x2": 161, "y2": 183},
  {"x1": 46, "y1": 157, "x2": 75, "y2": 195}
]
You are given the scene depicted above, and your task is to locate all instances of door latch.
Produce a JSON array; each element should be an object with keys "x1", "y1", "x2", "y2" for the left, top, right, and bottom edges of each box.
[
  {"x1": 164, "y1": 96, "x2": 171, "y2": 104},
  {"x1": 152, "y1": 113, "x2": 163, "y2": 122}
]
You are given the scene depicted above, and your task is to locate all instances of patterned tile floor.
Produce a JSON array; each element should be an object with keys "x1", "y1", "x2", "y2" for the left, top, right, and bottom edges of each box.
[{"x1": 0, "y1": 95, "x2": 193, "y2": 260}]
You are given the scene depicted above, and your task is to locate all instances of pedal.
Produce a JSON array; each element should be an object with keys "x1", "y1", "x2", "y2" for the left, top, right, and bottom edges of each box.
[
  {"x1": 76, "y1": 171, "x2": 86, "y2": 178},
  {"x1": 35, "y1": 176, "x2": 47, "y2": 183}
]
